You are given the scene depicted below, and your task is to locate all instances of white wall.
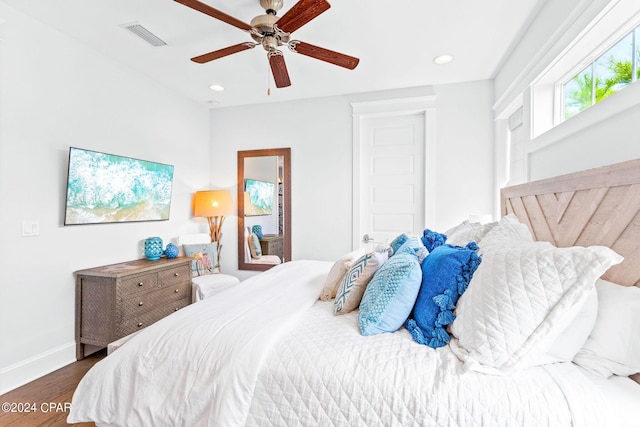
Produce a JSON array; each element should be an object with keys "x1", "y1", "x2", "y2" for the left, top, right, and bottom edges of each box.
[
  {"x1": 0, "y1": 4, "x2": 210, "y2": 393},
  {"x1": 210, "y1": 80, "x2": 495, "y2": 281},
  {"x1": 432, "y1": 81, "x2": 495, "y2": 227},
  {"x1": 493, "y1": 0, "x2": 640, "y2": 182}
]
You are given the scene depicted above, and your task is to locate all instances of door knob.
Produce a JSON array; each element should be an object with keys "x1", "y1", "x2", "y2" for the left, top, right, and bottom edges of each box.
[{"x1": 362, "y1": 234, "x2": 375, "y2": 244}]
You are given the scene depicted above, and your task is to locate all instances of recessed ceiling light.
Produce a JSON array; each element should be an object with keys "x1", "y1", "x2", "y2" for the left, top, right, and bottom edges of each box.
[
  {"x1": 209, "y1": 84, "x2": 224, "y2": 92},
  {"x1": 434, "y1": 55, "x2": 454, "y2": 65}
]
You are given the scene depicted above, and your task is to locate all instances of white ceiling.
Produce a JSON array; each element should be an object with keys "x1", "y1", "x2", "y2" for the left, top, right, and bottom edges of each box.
[{"x1": 1, "y1": 0, "x2": 544, "y2": 108}]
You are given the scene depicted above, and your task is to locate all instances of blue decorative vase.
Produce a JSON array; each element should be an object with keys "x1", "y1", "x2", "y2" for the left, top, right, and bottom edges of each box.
[
  {"x1": 144, "y1": 237, "x2": 163, "y2": 260},
  {"x1": 164, "y1": 243, "x2": 179, "y2": 259},
  {"x1": 252, "y1": 225, "x2": 263, "y2": 239}
]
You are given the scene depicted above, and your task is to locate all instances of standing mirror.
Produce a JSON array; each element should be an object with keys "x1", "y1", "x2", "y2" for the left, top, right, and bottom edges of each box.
[{"x1": 237, "y1": 148, "x2": 291, "y2": 271}]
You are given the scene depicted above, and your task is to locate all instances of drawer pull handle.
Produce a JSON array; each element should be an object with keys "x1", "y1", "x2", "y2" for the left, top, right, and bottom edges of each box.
[
  {"x1": 138, "y1": 302, "x2": 144, "y2": 306},
  {"x1": 174, "y1": 272, "x2": 179, "y2": 277},
  {"x1": 138, "y1": 282, "x2": 144, "y2": 287},
  {"x1": 174, "y1": 307, "x2": 179, "y2": 311},
  {"x1": 137, "y1": 322, "x2": 143, "y2": 327},
  {"x1": 174, "y1": 289, "x2": 179, "y2": 293}
]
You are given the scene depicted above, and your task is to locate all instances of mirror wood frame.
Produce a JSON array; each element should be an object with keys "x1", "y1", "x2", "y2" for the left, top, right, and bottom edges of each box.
[{"x1": 237, "y1": 148, "x2": 291, "y2": 271}]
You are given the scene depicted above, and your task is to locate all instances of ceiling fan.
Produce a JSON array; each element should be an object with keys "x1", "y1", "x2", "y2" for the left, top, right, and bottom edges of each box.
[{"x1": 174, "y1": 0, "x2": 360, "y2": 89}]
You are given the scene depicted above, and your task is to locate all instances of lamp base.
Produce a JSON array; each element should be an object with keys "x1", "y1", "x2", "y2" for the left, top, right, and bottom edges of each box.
[{"x1": 207, "y1": 215, "x2": 225, "y2": 270}]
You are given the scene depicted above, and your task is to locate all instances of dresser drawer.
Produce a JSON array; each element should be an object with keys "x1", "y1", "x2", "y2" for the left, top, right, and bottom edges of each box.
[
  {"x1": 260, "y1": 235, "x2": 284, "y2": 258},
  {"x1": 270, "y1": 239, "x2": 283, "y2": 253},
  {"x1": 120, "y1": 272, "x2": 158, "y2": 296},
  {"x1": 158, "y1": 264, "x2": 191, "y2": 287},
  {"x1": 120, "y1": 281, "x2": 191, "y2": 317},
  {"x1": 75, "y1": 257, "x2": 193, "y2": 360},
  {"x1": 118, "y1": 297, "x2": 190, "y2": 337}
]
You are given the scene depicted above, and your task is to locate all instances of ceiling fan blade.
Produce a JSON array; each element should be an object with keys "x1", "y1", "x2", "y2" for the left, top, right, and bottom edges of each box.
[
  {"x1": 191, "y1": 42, "x2": 257, "y2": 63},
  {"x1": 268, "y1": 51, "x2": 292, "y2": 88},
  {"x1": 275, "y1": 0, "x2": 330, "y2": 34},
  {"x1": 289, "y1": 40, "x2": 359, "y2": 69},
  {"x1": 174, "y1": 0, "x2": 252, "y2": 31}
]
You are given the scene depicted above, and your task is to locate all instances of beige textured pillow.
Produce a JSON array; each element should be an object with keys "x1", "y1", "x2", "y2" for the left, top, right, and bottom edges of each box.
[{"x1": 319, "y1": 248, "x2": 366, "y2": 301}]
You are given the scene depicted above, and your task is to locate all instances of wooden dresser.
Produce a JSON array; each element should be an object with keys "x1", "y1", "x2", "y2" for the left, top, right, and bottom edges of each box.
[
  {"x1": 259, "y1": 234, "x2": 284, "y2": 260},
  {"x1": 75, "y1": 257, "x2": 192, "y2": 360}
]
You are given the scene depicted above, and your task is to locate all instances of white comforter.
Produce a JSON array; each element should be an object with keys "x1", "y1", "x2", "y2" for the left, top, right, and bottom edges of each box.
[
  {"x1": 247, "y1": 301, "x2": 612, "y2": 427},
  {"x1": 69, "y1": 260, "x2": 614, "y2": 427},
  {"x1": 68, "y1": 260, "x2": 331, "y2": 427}
]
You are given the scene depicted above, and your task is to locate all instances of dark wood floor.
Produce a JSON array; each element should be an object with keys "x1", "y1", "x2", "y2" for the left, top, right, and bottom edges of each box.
[{"x1": 0, "y1": 350, "x2": 105, "y2": 426}]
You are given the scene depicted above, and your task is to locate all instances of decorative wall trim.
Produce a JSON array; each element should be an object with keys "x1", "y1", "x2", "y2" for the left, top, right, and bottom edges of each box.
[
  {"x1": 351, "y1": 95, "x2": 436, "y2": 116},
  {"x1": 0, "y1": 342, "x2": 75, "y2": 395}
]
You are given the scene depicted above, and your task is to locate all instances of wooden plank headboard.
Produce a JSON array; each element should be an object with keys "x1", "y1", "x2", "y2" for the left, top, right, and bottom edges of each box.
[{"x1": 501, "y1": 158, "x2": 640, "y2": 287}]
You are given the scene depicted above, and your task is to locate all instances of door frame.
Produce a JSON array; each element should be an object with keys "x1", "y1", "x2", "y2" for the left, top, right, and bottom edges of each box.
[{"x1": 351, "y1": 96, "x2": 437, "y2": 250}]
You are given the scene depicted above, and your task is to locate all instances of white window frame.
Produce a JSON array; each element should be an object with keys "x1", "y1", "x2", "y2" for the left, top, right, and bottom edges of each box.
[
  {"x1": 558, "y1": 24, "x2": 639, "y2": 122},
  {"x1": 531, "y1": 0, "x2": 640, "y2": 139}
]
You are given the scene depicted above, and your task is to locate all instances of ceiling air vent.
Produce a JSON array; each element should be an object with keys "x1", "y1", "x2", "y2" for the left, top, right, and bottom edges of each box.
[{"x1": 121, "y1": 22, "x2": 167, "y2": 47}]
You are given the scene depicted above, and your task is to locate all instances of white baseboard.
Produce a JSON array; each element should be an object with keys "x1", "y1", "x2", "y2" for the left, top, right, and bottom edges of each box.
[{"x1": 0, "y1": 342, "x2": 76, "y2": 395}]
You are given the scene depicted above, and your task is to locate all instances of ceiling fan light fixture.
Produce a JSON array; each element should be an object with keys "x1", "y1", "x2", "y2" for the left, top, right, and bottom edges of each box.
[
  {"x1": 260, "y1": 0, "x2": 284, "y2": 13},
  {"x1": 262, "y1": 35, "x2": 280, "y2": 51},
  {"x1": 209, "y1": 84, "x2": 225, "y2": 92},
  {"x1": 250, "y1": 13, "x2": 279, "y2": 30},
  {"x1": 434, "y1": 54, "x2": 454, "y2": 65}
]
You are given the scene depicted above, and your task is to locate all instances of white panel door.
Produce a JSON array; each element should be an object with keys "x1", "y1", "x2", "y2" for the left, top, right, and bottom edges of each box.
[{"x1": 358, "y1": 113, "x2": 425, "y2": 248}]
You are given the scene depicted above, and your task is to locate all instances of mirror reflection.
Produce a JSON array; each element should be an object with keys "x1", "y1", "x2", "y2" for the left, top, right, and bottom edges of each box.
[{"x1": 237, "y1": 148, "x2": 291, "y2": 271}]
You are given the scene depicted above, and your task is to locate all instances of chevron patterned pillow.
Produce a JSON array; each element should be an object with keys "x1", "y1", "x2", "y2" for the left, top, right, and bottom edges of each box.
[{"x1": 334, "y1": 251, "x2": 388, "y2": 315}]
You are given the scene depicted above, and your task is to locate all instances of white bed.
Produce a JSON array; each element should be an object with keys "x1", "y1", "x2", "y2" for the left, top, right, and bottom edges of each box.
[
  {"x1": 68, "y1": 159, "x2": 640, "y2": 426},
  {"x1": 248, "y1": 298, "x2": 640, "y2": 427}
]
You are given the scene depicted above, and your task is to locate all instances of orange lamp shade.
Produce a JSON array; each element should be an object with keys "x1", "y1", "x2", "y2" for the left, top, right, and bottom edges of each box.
[{"x1": 193, "y1": 190, "x2": 234, "y2": 217}]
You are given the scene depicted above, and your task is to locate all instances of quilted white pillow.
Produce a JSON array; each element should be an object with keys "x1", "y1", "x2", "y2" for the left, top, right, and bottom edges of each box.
[
  {"x1": 573, "y1": 279, "x2": 640, "y2": 377},
  {"x1": 445, "y1": 220, "x2": 497, "y2": 247},
  {"x1": 476, "y1": 214, "x2": 533, "y2": 251},
  {"x1": 449, "y1": 241, "x2": 623, "y2": 374}
]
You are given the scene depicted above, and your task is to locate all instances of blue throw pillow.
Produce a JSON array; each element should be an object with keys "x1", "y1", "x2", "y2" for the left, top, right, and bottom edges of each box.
[
  {"x1": 389, "y1": 233, "x2": 410, "y2": 255},
  {"x1": 251, "y1": 225, "x2": 263, "y2": 239},
  {"x1": 358, "y1": 242, "x2": 423, "y2": 336},
  {"x1": 405, "y1": 242, "x2": 481, "y2": 348},
  {"x1": 395, "y1": 236, "x2": 429, "y2": 263},
  {"x1": 421, "y1": 229, "x2": 447, "y2": 252}
]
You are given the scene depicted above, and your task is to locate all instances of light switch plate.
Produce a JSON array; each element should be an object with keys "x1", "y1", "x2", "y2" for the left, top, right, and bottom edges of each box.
[{"x1": 21, "y1": 220, "x2": 40, "y2": 237}]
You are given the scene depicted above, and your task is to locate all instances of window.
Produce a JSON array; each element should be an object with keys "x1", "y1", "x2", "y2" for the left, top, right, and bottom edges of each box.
[
  {"x1": 563, "y1": 26, "x2": 639, "y2": 120},
  {"x1": 530, "y1": 0, "x2": 640, "y2": 138}
]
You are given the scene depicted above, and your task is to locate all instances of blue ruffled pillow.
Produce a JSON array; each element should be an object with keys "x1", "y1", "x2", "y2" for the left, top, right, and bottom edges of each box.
[
  {"x1": 406, "y1": 242, "x2": 481, "y2": 348},
  {"x1": 421, "y1": 229, "x2": 447, "y2": 252},
  {"x1": 358, "y1": 240, "x2": 423, "y2": 336}
]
